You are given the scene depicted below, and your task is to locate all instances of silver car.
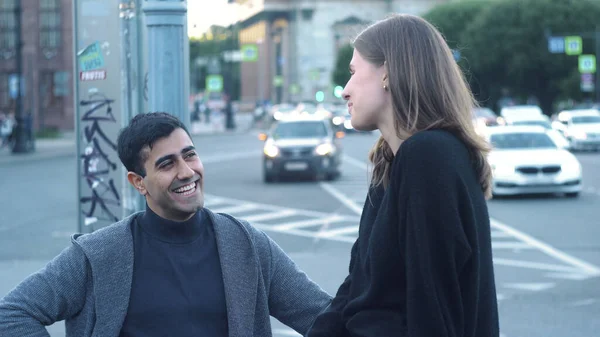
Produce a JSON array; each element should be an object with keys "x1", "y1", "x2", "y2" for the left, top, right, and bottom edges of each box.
[
  {"x1": 486, "y1": 126, "x2": 582, "y2": 198},
  {"x1": 259, "y1": 116, "x2": 344, "y2": 183}
]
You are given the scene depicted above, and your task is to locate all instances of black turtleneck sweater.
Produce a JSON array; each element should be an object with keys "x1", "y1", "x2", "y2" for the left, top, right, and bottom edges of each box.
[{"x1": 119, "y1": 206, "x2": 228, "y2": 337}]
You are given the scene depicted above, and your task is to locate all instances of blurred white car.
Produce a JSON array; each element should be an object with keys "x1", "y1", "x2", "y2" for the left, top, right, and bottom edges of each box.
[
  {"x1": 486, "y1": 126, "x2": 582, "y2": 197},
  {"x1": 504, "y1": 114, "x2": 552, "y2": 130},
  {"x1": 500, "y1": 105, "x2": 544, "y2": 120},
  {"x1": 554, "y1": 110, "x2": 600, "y2": 151}
]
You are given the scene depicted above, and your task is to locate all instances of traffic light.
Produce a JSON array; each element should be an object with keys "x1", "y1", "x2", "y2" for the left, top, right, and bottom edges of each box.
[{"x1": 315, "y1": 90, "x2": 325, "y2": 102}]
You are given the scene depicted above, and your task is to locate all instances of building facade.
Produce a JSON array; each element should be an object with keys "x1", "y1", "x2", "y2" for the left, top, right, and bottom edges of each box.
[
  {"x1": 232, "y1": 0, "x2": 450, "y2": 104},
  {"x1": 0, "y1": 0, "x2": 73, "y2": 131}
]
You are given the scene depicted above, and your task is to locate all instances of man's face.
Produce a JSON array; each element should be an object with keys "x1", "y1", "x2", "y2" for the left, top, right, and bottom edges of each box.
[{"x1": 128, "y1": 128, "x2": 204, "y2": 221}]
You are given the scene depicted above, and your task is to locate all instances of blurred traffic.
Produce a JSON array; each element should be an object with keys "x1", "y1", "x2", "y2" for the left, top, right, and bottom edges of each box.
[{"x1": 473, "y1": 103, "x2": 599, "y2": 198}]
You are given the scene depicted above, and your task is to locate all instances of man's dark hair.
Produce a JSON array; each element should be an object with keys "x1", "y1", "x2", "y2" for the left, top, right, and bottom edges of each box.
[{"x1": 117, "y1": 112, "x2": 190, "y2": 176}]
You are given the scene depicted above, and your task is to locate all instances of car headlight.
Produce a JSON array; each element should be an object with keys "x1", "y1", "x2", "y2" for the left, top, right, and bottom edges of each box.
[
  {"x1": 315, "y1": 143, "x2": 335, "y2": 156},
  {"x1": 492, "y1": 164, "x2": 514, "y2": 176},
  {"x1": 264, "y1": 144, "x2": 279, "y2": 157},
  {"x1": 562, "y1": 160, "x2": 581, "y2": 174},
  {"x1": 344, "y1": 120, "x2": 353, "y2": 129},
  {"x1": 332, "y1": 116, "x2": 343, "y2": 125}
]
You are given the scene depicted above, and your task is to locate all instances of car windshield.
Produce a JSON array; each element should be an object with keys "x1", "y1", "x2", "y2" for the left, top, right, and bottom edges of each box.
[
  {"x1": 474, "y1": 108, "x2": 496, "y2": 119},
  {"x1": 276, "y1": 105, "x2": 296, "y2": 113},
  {"x1": 571, "y1": 115, "x2": 600, "y2": 124},
  {"x1": 511, "y1": 120, "x2": 551, "y2": 129},
  {"x1": 273, "y1": 121, "x2": 327, "y2": 139},
  {"x1": 490, "y1": 132, "x2": 557, "y2": 150}
]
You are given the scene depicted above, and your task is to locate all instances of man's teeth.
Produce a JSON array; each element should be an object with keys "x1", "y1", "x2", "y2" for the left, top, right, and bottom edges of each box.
[{"x1": 173, "y1": 182, "x2": 196, "y2": 193}]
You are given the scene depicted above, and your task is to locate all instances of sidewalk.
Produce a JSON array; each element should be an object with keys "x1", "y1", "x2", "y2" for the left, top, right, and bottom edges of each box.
[{"x1": 0, "y1": 113, "x2": 257, "y2": 166}]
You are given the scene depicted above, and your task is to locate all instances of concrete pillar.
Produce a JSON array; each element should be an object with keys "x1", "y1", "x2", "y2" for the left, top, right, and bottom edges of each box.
[{"x1": 142, "y1": 0, "x2": 189, "y2": 127}]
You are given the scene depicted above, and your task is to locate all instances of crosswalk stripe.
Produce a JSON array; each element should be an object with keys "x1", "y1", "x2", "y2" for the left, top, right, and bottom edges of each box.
[
  {"x1": 212, "y1": 204, "x2": 260, "y2": 214},
  {"x1": 492, "y1": 242, "x2": 534, "y2": 250},
  {"x1": 317, "y1": 225, "x2": 358, "y2": 238},
  {"x1": 273, "y1": 215, "x2": 345, "y2": 231},
  {"x1": 242, "y1": 210, "x2": 297, "y2": 222}
]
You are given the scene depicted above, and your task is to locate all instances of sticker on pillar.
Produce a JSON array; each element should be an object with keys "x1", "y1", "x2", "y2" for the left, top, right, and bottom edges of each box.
[
  {"x1": 78, "y1": 41, "x2": 106, "y2": 72},
  {"x1": 80, "y1": 70, "x2": 107, "y2": 81}
]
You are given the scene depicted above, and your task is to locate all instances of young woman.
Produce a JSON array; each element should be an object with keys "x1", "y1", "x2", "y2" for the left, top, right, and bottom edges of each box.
[{"x1": 307, "y1": 14, "x2": 500, "y2": 337}]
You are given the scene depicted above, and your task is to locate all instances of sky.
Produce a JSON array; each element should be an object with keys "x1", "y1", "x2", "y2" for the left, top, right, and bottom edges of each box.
[{"x1": 187, "y1": 0, "x2": 239, "y2": 38}]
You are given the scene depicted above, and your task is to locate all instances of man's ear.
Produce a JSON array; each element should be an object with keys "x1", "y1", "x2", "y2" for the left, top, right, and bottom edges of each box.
[{"x1": 127, "y1": 172, "x2": 147, "y2": 196}]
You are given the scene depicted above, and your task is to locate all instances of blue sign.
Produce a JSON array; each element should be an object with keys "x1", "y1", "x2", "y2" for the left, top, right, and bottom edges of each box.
[
  {"x1": 548, "y1": 36, "x2": 565, "y2": 54},
  {"x1": 8, "y1": 74, "x2": 25, "y2": 99},
  {"x1": 451, "y1": 49, "x2": 461, "y2": 62}
]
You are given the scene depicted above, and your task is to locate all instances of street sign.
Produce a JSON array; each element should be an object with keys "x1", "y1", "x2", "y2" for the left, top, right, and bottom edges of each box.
[
  {"x1": 206, "y1": 75, "x2": 223, "y2": 92},
  {"x1": 451, "y1": 49, "x2": 461, "y2": 61},
  {"x1": 241, "y1": 44, "x2": 258, "y2": 62},
  {"x1": 565, "y1": 36, "x2": 582, "y2": 55},
  {"x1": 578, "y1": 55, "x2": 596, "y2": 73},
  {"x1": 548, "y1": 36, "x2": 565, "y2": 53},
  {"x1": 581, "y1": 73, "x2": 594, "y2": 92},
  {"x1": 8, "y1": 74, "x2": 25, "y2": 99}
]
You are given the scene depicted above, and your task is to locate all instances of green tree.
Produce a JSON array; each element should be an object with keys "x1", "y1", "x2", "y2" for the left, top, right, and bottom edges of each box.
[
  {"x1": 462, "y1": 0, "x2": 600, "y2": 113},
  {"x1": 423, "y1": 0, "x2": 600, "y2": 114},
  {"x1": 332, "y1": 44, "x2": 354, "y2": 87}
]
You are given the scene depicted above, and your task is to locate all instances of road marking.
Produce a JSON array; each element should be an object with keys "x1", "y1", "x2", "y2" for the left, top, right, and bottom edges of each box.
[
  {"x1": 272, "y1": 329, "x2": 301, "y2": 336},
  {"x1": 491, "y1": 230, "x2": 512, "y2": 238},
  {"x1": 212, "y1": 204, "x2": 260, "y2": 214},
  {"x1": 492, "y1": 242, "x2": 535, "y2": 250},
  {"x1": 503, "y1": 282, "x2": 556, "y2": 292},
  {"x1": 491, "y1": 219, "x2": 600, "y2": 277},
  {"x1": 253, "y1": 223, "x2": 356, "y2": 244},
  {"x1": 244, "y1": 209, "x2": 296, "y2": 222},
  {"x1": 568, "y1": 298, "x2": 597, "y2": 307},
  {"x1": 243, "y1": 210, "x2": 297, "y2": 222},
  {"x1": 493, "y1": 258, "x2": 581, "y2": 273},
  {"x1": 316, "y1": 225, "x2": 358, "y2": 238},
  {"x1": 319, "y1": 182, "x2": 363, "y2": 214},
  {"x1": 273, "y1": 215, "x2": 346, "y2": 231}
]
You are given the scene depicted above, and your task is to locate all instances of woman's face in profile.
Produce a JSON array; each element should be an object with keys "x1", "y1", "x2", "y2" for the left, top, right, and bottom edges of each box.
[{"x1": 343, "y1": 49, "x2": 389, "y2": 132}]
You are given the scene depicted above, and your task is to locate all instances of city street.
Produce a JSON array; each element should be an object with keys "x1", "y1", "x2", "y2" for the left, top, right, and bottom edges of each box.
[{"x1": 1, "y1": 130, "x2": 599, "y2": 336}]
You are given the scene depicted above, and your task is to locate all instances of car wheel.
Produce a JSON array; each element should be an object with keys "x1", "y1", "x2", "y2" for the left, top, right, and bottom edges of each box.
[
  {"x1": 263, "y1": 171, "x2": 274, "y2": 183},
  {"x1": 326, "y1": 171, "x2": 341, "y2": 181},
  {"x1": 565, "y1": 192, "x2": 579, "y2": 198}
]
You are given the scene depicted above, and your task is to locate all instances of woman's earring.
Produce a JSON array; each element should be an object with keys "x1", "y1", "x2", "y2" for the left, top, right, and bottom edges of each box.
[{"x1": 383, "y1": 85, "x2": 388, "y2": 91}]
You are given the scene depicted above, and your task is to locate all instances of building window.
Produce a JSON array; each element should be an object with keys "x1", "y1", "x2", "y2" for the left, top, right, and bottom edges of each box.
[
  {"x1": 40, "y1": 0, "x2": 61, "y2": 49},
  {"x1": 0, "y1": 0, "x2": 16, "y2": 56}
]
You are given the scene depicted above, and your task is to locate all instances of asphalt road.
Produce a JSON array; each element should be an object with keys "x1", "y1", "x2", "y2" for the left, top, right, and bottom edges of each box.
[{"x1": 0, "y1": 130, "x2": 599, "y2": 336}]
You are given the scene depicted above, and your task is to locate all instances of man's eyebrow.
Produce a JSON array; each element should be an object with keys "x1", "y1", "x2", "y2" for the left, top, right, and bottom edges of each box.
[
  {"x1": 182, "y1": 145, "x2": 195, "y2": 153},
  {"x1": 154, "y1": 146, "x2": 196, "y2": 168}
]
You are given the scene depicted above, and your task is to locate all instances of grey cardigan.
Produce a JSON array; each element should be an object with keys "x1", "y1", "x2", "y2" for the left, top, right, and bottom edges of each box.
[{"x1": 0, "y1": 209, "x2": 332, "y2": 337}]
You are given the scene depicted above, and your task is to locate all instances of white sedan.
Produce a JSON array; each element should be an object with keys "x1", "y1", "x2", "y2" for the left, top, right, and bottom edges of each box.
[{"x1": 486, "y1": 126, "x2": 582, "y2": 198}]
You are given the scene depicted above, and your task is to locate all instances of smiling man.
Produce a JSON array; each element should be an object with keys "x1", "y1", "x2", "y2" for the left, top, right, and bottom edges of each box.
[{"x1": 0, "y1": 112, "x2": 332, "y2": 337}]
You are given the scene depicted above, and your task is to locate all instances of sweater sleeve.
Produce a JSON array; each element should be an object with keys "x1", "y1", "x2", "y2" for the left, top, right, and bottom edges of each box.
[
  {"x1": 0, "y1": 244, "x2": 89, "y2": 337},
  {"x1": 399, "y1": 136, "x2": 473, "y2": 337}
]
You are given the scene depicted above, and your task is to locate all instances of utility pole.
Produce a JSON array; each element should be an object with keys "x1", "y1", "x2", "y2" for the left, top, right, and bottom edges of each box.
[
  {"x1": 142, "y1": 0, "x2": 189, "y2": 128},
  {"x1": 11, "y1": 0, "x2": 32, "y2": 154}
]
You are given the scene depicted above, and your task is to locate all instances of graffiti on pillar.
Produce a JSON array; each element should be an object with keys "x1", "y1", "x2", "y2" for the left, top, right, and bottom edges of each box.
[{"x1": 79, "y1": 92, "x2": 121, "y2": 227}]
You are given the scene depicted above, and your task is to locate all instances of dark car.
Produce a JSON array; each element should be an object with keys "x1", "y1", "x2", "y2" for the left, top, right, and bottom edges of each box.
[{"x1": 259, "y1": 116, "x2": 344, "y2": 182}]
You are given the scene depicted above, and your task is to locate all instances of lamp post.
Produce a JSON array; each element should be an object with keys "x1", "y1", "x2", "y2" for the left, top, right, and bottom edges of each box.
[{"x1": 11, "y1": 0, "x2": 33, "y2": 154}]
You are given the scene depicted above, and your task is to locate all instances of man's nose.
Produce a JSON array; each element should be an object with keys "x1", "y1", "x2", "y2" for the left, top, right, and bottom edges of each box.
[{"x1": 177, "y1": 161, "x2": 195, "y2": 180}]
